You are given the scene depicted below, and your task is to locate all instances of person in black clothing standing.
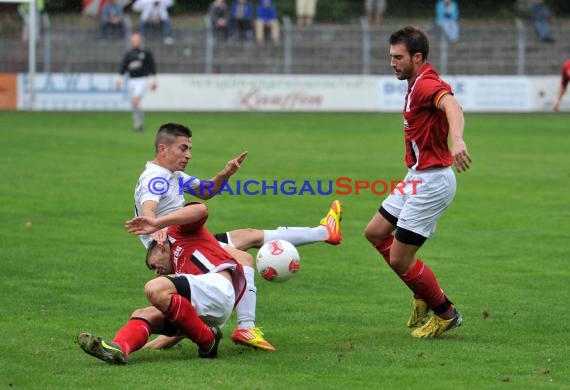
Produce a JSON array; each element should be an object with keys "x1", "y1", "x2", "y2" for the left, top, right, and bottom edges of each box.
[{"x1": 116, "y1": 32, "x2": 157, "y2": 132}]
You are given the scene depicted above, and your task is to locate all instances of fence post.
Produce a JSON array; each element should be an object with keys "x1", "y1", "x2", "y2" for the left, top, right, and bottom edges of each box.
[
  {"x1": 42, "y1": 12, "x2": 50, "y2": 74},
  {"x1": 515, "y1": 18, "x2": 526, "y2": 75},
  {"x1": 28, "y1": 0, "x2": 36, "y2": 109},
  {"x1": 283, "y1": 16, "x2": 292, "y2": 74},
  {"x1": 360, "y1": 17, "x2": 370, "y2": 75},
  {"x1": 439, "y1": 28, "x2": 448, "y2": 75},
  {"x1": 124, "y1": 14, "x2": 133, "y2": 48},
  {"x1": 204, "y1": 16, "x2": 214, "y2": 74}
]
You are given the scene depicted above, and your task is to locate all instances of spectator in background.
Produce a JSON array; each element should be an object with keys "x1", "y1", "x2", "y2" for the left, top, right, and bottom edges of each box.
[
  {"x1": 531, "y1": 0, "x2": 555, "y2": 43},
  {"x1": 365, "y1": 0, "x2": 386, "y2": 26},
  {"x1": 133, "y1": 0, "x2": 175, "y2": 45},
  {"x1": 435, "y1": 0, "x2": 459, "y2": 42},
  {"x1": 553, "y1": 59, "x2": 570, "y2": 111},
  {"x1": 230, "y1": 0, "x2": 253, "y2": 41},
  {"x1": 296, "y1": 0, "x2": 317, "y2": 26},
  {"x1": 255, "y1": 0, "x2": 280, "y2": 44},
  {"x1": 100, "y1": 0, "x2": 126, "y2": 39},
  {"x1": 208, "y1": 0, "x2": 229, "y2": 41}
]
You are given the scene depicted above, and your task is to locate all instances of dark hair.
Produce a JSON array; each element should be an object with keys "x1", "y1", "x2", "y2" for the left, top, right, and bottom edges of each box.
[
  {"x1": 154, "y1": 123, "x2": 192, "y2": 153},
  {"x1": 389, "y1": 26, "x2": 430, "y2": 62},
  {"x1": 145, "y1": 240, "x2": 171, "y2": 270},
  {"x1": 145, "y1": 240, "x2": 157, "y2": 269}
]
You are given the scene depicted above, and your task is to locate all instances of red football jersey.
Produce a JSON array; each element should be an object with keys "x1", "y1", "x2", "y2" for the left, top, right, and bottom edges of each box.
[
  {"x1": 167, "y1": 219, "x2": 245, "y2": 306},
  {"x1": 561, "y1": 59, "x2": 570, "y2": 88},
  {"x1": 402, "y1": 63, "x2": 453, "y2": 170}
]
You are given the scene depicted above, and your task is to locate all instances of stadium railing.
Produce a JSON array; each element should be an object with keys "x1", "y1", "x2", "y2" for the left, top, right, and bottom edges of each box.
[{"x1": 1, "y1": 14, "x2": 569, "y2": 75}]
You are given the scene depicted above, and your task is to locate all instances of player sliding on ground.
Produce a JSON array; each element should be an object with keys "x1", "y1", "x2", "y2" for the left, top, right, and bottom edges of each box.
[
  {"x1": 78, "y1": 203, "x2": 249, "y2": 364},
  {"x1": 134, "y1": 123, "x2": 343, "y2": 351}
]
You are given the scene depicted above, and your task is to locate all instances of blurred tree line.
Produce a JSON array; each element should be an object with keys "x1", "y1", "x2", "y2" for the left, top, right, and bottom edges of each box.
[{"x1": 22, "y1": 0, "x2": 570, "y2": 20}]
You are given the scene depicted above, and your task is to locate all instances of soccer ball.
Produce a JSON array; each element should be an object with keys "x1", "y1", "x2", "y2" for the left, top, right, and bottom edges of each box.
[{"x1": 256, "y1": 240, "x2": 301, "y2": 282}]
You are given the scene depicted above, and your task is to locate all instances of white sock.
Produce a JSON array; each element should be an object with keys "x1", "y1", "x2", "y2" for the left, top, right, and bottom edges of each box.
[
  {"x1": 133, "y1": 105, "x2": 143, "y2": 128},
  {"x1": 235, "y1": 266, "x2": 256, "y2": 329},
  {"x1": 263, "y1": 226, "x2": 328, "y2": 247}
]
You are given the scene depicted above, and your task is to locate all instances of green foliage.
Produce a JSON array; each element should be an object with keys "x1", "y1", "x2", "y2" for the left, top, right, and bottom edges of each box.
[
  {"x1": 44, "y1": 0, "x2": 82, "y2": 13},
  {"x1": 1, "y1": 111, "x2": 569, "y2": 388}
]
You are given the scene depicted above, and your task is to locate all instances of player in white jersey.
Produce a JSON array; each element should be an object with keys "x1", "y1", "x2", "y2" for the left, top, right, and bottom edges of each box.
[{"x1": 134, "y1": 123, "x2": 342, "y2": 351}]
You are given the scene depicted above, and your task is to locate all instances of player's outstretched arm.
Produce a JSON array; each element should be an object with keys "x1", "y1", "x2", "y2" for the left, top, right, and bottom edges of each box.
[
  {"x1": 193, "y1": 151, "x2": 248, "y2": 200},
  {"x1": 126, "y1": 203, "x2": 208, "y2": 235},
  {"x1": 125, "y1": 215, "x2": 161, "y2": 235}
]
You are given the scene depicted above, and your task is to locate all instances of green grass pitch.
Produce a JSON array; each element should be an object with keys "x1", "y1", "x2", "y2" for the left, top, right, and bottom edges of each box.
[{"x1": 0, "y1": 111, "x2": 569, "y2": 389}]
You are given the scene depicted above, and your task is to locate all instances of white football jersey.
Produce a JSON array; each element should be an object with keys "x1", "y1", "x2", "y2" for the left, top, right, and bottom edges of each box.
[{"x1": 134, "y1": 161, "x2": 201, "y2": 248}]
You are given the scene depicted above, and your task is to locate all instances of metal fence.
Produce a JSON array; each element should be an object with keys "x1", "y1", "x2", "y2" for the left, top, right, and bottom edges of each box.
[{"x1": 1, "y1": 14, "x2": 569, "y2": 75}]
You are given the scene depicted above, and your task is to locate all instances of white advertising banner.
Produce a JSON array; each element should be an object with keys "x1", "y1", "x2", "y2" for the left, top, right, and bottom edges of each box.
[
  {"x1": 528, "y1": 76, "x2": 568, "y2": 111},
  {"x1": 18, "y1": 73, "x2": 131, "y2": 110},
  {"x1": 144, "y1": 75, "x2": 381, "y2": 111},
  {"x1": 17, "y1": 73, "x2": 567, "y2": 112},
  {"x1": 378, "y1": 75, "x2": 538, "y2": 112},
  {"x1": 444, "y1": 76, "x2": 533, "y2": 112}
]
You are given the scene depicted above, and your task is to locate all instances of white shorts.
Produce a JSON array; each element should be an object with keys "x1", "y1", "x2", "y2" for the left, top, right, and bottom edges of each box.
[
  {"x1": 296, "y1": 0, "x2": 317, "y2": 16},
  {"x1": 128, "y1": 77, "x2": 149, "y2": 99},
  {"x1": 381, "y1": 167, "x2": 456, "y2": 238},
  {"x1": 178, "y1": 272, "x2": 235, "y2": 327},
  {"x1": 365, "y1": 0, "x2": 386, "y2": 13}
]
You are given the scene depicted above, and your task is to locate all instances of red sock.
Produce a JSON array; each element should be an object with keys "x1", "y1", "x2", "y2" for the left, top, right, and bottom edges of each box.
[
  {"x1": 400, "y1": 259, "x2": 447, "y2": 310},
  {"x1": 376, "y1": 236, "x2": 421, "y2": 300},
  {"x1": 374, "y1": 235, "x2": 393, "y2": 263},
  {"x1": 163, "y1": 294, "x2": 213, "y2": 350},
  {"x1": 112, "y1": 318, "x2": 151, "y2": 356}
]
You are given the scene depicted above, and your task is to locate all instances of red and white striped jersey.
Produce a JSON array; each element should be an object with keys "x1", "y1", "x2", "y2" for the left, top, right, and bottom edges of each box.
[{"x1": 402, "y1": 63, "x2": 453, "y2": 170}]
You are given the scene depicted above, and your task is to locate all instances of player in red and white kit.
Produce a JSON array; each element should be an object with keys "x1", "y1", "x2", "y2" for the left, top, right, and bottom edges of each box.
[
  {"x1": 77, "y1": 203, "x2": 247, "y2": 364},
  {"x1": 364, "y1": 26, "x2": 471, "y2": 338},
  {"x1": 553, "y1": 59, "x2": 570, "y2": 112},
  {"x1": 136, "y1": 123, "x2": 342, "y2": 351}
]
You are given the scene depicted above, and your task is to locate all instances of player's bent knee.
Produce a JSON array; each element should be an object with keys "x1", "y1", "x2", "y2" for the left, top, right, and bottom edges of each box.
[
  {"x1": 131, "y1": 307, "x2": 151, "y2": 318},
  {"x1": 145, "y1": 277, "x2": 175, "y2": 308},
  {"x1": 388, "y1": 245, "x2": 417, "y2": 274},
  {"x1": 389, "y1": 257, "x2": 412, "y2": 274},
  {"x1": 131, "y1": 306, "x2": 162, "y2": 322},
  {"x1": 364, "y1": 223, "x2": 389, "y2": 245},
  {"x1": 363, "y1": 224, "x2": 377, "y2": 243},
  {"x1": 239, "y1": 228, "x2": 264, "y2": 249}
]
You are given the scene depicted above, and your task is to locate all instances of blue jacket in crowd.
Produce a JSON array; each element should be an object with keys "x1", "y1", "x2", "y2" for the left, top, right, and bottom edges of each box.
[
  {"x1": 256, "y1": 0, "x2": 278, "y2": 23},
  {"x1": 231, "y1": 1, "x2": 254, "y2": 20}
]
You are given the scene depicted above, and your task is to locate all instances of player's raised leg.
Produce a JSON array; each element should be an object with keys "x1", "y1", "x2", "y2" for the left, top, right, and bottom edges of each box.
[
  {"x1": 218, "y1": 200, "x2": 343, "y2": 251},
  {"x1": 319, "y1": 199, "x2": 343, "y2": 245}
]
